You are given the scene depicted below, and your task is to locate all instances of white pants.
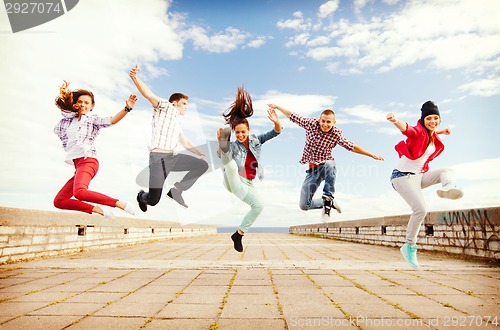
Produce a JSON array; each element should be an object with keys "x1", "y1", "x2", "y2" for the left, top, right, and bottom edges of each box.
[{"x1": 391, "y1": 168, "x2": 455, "y2": 244}]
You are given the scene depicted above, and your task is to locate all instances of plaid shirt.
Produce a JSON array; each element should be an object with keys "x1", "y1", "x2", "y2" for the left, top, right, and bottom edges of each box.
[
  {"x1": 290, "y1": 112, "x2": 354, "y2": 165},
  {"x1": 150, "y1": 98, "x2": 182, "y2": 150},
  {"x1": 54, "y1": 112, "x2": 112, "y2": 163}
]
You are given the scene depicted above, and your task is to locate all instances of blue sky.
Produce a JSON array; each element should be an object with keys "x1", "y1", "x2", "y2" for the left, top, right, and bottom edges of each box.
[{"x1": 0, "y1": 0, "x2": 499, "y2": 228}]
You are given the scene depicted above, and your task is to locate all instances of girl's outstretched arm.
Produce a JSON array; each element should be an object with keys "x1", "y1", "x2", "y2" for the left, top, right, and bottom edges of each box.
[
  {"x1": 268, "y1": 104, "x2": 292, "y2": 119},
  {"x1": 436, "y1": 128, "x2": 451, "y2": 135},
  {"x1": 386, "y1": 112, "x2": 407, "y2": 132},
  {"x1": 267, "y1": 108, "x2": 283, "y2": 132},
  {"x1": 111, "y1": 94, "x2": 138, "y2": 124}
]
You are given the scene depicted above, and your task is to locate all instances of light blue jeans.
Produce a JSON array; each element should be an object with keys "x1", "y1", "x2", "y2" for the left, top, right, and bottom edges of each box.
[
  {"x1": 299, "y1": 160, "x2": 337, "y2": 210},
  {"x1": 391, "y1": 168, "x2": 454, "y2": 244},
  {"x1": 221, "y1": 151, "x2": 264, "y2": 233}
]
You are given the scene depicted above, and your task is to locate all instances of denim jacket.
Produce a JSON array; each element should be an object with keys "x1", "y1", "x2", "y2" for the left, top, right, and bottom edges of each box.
[{"x1": 228, "y1": 128, "x2": 281, "y2": 181}]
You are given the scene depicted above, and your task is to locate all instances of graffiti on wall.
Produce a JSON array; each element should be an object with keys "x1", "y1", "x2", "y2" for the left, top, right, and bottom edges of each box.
[{"x1": 434, "y1": 209, "x2": 499, "y2": 256}]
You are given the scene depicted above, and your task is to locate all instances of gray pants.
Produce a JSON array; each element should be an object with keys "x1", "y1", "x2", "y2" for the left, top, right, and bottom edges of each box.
[{"x1": 391, "y1": 168, "x2": 455, "y2": 244}]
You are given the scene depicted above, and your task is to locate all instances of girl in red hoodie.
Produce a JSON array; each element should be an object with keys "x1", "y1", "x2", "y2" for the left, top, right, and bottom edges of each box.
[{"x1": 387, "y1": 101, "x2": 463, "y2": 268}]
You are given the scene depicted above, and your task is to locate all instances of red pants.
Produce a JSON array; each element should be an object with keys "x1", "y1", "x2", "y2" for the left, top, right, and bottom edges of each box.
[{"x1": 54, "y1": 157, "x2": 118, "y2": 214}]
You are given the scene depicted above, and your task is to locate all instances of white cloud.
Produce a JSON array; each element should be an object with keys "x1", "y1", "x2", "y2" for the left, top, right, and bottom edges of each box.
[
  {"x1": 285, "y1": 33, "x2": 310, "y2": 48},
  {"x1": 340, "y1": 104, "x2": 387, "y2": 124},
  {"x1": 306, "y1": 36, "x2": 331, "y2": 47},
  {"x1": 277, "y1": 11, "x2": 314, "y2": 31},
  {"x1": 182, "y1": 26, "x2": 248, "y2": 53},
  {"x1": 280, "y1": 0, "x2": 500, "y2": 96},
  {"x1": 353, "y1": 0, "x2": 371, "y2": 15},
  {"x1": 318, "y1": 0, "x2": 340, "y2": 19},
  {"x1": 458, "y1": 77, "x2": 500, "y2": 97},
  {"x1": 257, "y1": 90, "x2": 337, "y2": 118},
  {"x1": 246, "y1": 36, "x2": 272, "y2": 48}
]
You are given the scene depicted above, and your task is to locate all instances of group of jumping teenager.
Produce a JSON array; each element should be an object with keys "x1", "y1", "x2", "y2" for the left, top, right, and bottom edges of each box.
[{"x1": 53, "y1": 64, "x2": 464, "y2": 269}]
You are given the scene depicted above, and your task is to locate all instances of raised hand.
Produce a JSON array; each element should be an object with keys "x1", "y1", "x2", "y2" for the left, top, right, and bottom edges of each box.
[
  {"x1": 267, "y1": 108, "x2": 279, "y2": 123},
  {"x1": 386, "y1": 112, "x2": 397, "y2": 123},
  {"x1": 126, "y1": 94, "x2": 138, "y2": 109},
  {"x1": 437, "y1": 128, "x2": 452, "y2": 135},
  {"x1": 129, "y1": 64, "x2": 140, "y2": 79}
]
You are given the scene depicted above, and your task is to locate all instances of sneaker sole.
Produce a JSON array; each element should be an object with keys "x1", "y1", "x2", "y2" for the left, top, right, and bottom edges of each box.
[
  {"x1": 436, "y1": 189, "x2": 463, "y2": 200},
  {"x1": 166, "y1": 194, "x2": 188, "y2": 209},
  {"x1": 332, "y1": 200, "x2": 342, "y2": 213}
]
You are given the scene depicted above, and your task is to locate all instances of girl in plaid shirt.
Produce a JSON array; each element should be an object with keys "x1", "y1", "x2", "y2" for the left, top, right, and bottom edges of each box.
[
  {"x1": 53, "y1": 81, "x2": 137, "y2": 219},
  {"x1": 268, "y1": 104, "x2": 383, "y2": 222}
]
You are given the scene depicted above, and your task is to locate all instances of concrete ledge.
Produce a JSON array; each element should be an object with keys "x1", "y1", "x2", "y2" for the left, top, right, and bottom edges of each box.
[
  {"x1": 290, "y1": 206, "x2": 500, "y2": 261},
  {"x1": 0, "y1": 207, "x2": 216, "y2": 264}
]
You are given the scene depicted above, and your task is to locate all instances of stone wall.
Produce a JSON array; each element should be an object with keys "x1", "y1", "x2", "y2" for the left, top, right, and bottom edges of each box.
[
  {"x1": 290, "y1": 207, "x2": 500, "y2": 261},
  {"x1": 0, "y1": 207, "x2": 216, "y2": 264}
]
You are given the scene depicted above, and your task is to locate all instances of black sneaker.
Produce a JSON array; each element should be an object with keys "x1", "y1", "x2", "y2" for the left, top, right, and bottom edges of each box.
[
  {"x1": 218, "y1": 127, "x2": 231, "y2": 153},
  {"x1": 167, "y1": 187, "x2": 188, "y2": 208},
  {"x1": 322, "y1": 199, "x2": 332, "y2": 222},
  {"x1": 137, "y1": 190, "x2": 147, "y2": 212},
  {"x1": 231, "y1": 231, "x2": 243, "y2": 252}
]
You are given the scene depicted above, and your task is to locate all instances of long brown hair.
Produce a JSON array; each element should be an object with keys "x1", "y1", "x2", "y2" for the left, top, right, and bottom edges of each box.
[
  {"x1": 222, "y1": 86, "x2": 253, "y2": 129},
  {"x1": 55, "y1": 87, "x2": 95, "y2": 114}
]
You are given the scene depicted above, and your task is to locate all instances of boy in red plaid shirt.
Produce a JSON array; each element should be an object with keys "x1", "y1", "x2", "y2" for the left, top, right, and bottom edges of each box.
[{"x1": 268, "y1": 104, "x2": 384, "y2": 221}]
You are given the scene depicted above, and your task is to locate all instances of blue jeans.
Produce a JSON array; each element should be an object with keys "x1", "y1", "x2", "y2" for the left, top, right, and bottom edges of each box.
[{"x1": 299, "y1": 160, "x2": 336, "y2": 210}]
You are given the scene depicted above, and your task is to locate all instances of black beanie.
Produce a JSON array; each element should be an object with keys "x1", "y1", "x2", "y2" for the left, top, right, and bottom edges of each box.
[{"x1": 420, "y1": 100, "x2": 440, "y2": 122}]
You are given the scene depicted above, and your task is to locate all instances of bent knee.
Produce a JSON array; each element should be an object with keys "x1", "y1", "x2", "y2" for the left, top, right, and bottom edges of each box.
[
  {"x1": 73, "y1": 189, "x2": 88, "y2": 201},
  {"x1": 53, "y1": 198, "x2": 63, "y2": 209},
  {"x1": 252, "y1": 201, "x2": 265, "y2": 214},
  {"x1": 299, "y1": 202, "x2": 309, "y2": 211},
  {"x1": 413, "y1": 208, "x2": 427, "y2": 218}
]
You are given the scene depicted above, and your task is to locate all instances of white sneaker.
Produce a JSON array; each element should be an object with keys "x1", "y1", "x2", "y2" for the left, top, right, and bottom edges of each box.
[
  {"x1": 437, "y1": 184, "x2": 464, "y2": 200},
  {"x1": 332, "y1": 199, "x2": 342, "y2": 213},
  {"x1": 102, "y1": 207, "x2": 115, "y2": 220},
  {"x1": 123, "y1": 202, "x2": 135, "y2": 215},
  {"x1": 321, "y1": 199, "x2": 341, "y2": 222}
]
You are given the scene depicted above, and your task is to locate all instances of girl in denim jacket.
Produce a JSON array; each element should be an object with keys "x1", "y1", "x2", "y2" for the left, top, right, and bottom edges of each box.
[
  {"x1": 387, "y1": 101, "x2": 463, "y2": 269},
  {"x1": 217, "y1": 86, "x2": 282, "y2": 252}
]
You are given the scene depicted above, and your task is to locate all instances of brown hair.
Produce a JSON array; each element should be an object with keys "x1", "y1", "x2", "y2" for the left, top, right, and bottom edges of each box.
[
  {"x1": 169, "y1": 93, "x2": 189, "y2": 103},
  {"x1": 232, "y1": 117, "x2": 250, "y2": 130},
  {"x1": 222, "y1": 86, "x2": 254, "y2": 129},
  {"x1": 321, "y1": 109, "x2": 335, "y2": 116},
  {"x1": 55, "y1": 87, "x2": 95, "y2": 113}
]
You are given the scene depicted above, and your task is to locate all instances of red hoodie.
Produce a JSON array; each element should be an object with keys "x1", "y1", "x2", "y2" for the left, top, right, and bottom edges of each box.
[{"x1": 395, "y1": 120, "x2": 444, "y2": 173}]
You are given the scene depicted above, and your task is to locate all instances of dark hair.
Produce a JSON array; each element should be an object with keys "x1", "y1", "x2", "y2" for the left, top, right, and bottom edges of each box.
[
  {"x1": 232, "y1": 117, "x2": 250, "y2": 130},
  {"x1": 222, "y1": 86, "x2": 253, "y2": 129},
  {"x1": 169, "y1": 93, "x2": 188, "y2": 103},
  {"x1": 321, "y1": 109, "x2": 335, "y2": 116},
  {"x1": 55, "y1": 88, "x2": 95, "y2": 113}
]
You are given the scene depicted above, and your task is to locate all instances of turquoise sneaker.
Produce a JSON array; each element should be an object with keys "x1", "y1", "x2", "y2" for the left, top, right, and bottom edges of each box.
[{"x1": 400, "y1": 243, "x2": 419, "y2": 269}]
